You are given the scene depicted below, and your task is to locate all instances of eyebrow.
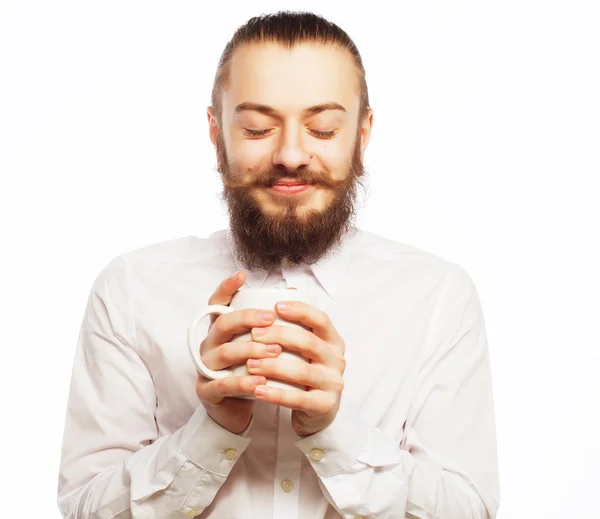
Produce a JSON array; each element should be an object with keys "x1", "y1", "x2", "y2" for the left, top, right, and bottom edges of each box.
[{"x1": 234, "y1": 102, "x2": 347, "y2": 117}]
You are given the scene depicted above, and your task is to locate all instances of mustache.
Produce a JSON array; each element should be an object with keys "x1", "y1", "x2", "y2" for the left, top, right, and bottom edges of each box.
[{"x1": 221, "y1": 168, "x2": 352, "y2": 190}]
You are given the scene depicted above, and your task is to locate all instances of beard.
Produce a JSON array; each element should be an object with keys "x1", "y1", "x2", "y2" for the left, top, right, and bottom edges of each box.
[{"x1": 216, "y1": 130, "x2": 366, "y2": 271}]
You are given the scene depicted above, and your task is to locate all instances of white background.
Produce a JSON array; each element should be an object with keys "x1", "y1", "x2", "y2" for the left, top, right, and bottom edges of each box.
[{"x1": 1, "y1": 1, "x2": 598, "y2": 517}]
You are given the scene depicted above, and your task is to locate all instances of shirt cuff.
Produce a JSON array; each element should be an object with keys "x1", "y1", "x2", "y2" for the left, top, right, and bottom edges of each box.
[
  {"x1": 294, "y1": 402, "x2": 370, "y2": 477},
  {"x1": 180, "y1": 405, "x2": 253, "y2": 477}
]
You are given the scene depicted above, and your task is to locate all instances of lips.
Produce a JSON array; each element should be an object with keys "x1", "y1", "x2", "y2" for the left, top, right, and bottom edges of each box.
[
  {"x1": 272, "y1": 179, "x2": 313, "y2": 185},
  {"x1": 270, "y1": 182, "x2": 313, "y2": 195}
]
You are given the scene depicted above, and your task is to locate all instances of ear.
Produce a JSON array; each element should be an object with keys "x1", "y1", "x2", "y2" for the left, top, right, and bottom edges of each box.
[
  {"x1": 359, "y1": 108, "x2": 374, "y2": 156},
  {"x1": 207, "y1": 106, "x2": 219, "y2": 147},
  {"x1": 207, "y1": 106, "x2": 222, "y2": 169}
]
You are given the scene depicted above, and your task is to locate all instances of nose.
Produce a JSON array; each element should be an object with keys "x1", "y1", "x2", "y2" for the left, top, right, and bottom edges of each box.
[{"x1": 271, "y1": 127, "x2": 312, "y2": 172}]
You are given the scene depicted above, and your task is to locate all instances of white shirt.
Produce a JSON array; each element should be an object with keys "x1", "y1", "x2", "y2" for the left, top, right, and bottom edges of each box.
[{"x1": 57, "y1": 227, "x2": 500, "y2": 519}]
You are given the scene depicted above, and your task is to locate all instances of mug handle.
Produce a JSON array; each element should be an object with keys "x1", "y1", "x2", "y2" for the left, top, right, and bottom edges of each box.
[{"x1": 187, "y1": 304, "x2": 234, "y2": 380}]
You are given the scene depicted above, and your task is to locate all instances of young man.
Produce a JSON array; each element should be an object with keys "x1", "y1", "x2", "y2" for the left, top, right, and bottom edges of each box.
[{"x1": 58, "y1": 11, "x2": 500, "y2": 519}]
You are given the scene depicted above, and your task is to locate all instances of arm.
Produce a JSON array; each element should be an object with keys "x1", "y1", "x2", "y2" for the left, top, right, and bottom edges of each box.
[
  {"x1": 294, "y1": 265, "x2": 500, "y2": 518},
  {"x1": 57, "y1": 257, "x2": 252, "y2": 519}
]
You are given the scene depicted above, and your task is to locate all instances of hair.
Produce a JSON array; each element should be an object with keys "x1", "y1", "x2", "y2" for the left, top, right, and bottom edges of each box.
[{"x1": 210, "y1": 11, "x2": 370, "y2": 125}]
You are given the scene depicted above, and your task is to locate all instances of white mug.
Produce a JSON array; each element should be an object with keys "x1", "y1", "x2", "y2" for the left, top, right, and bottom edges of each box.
[{"x1": 187, "y1": 288, "x2": 312, "y2": 399}]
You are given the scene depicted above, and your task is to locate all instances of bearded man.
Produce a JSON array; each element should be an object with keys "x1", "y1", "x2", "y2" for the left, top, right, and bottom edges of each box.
[{"x1": 58, "y1": 11, "x2": 500, "y2": 519}]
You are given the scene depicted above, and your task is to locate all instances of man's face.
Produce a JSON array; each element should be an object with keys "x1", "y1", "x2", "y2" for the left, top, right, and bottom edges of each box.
[{"x1": 208, "y1": 42, "x2": 373, "y2": 270}]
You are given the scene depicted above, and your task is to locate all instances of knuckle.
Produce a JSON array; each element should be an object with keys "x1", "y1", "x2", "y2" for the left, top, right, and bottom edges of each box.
[
  {"x1": 199, "y1": 339, "x2": 209, "y2": 355},
  {"x1": 255, "y1": 358, "x2": 269, "y2": 371},
  {"x1": 195, "y1": 375, "x2": 206, "y2": 389},
  {"x1": 203, "y1": 354, "x2": 216, "y2": 370},
  {"x1": 323, "y1": 393, "x2": 338, "y2": 414},
  {"x1": 216, "y1": 344, "x2": 230, "y2": 364},
  {"x1": 294, "y1": 397, "x2": 309, "y2": 412},
  {"x1": 238, "y1": 342, "x2": 253, "y2": 360},
  {"x1": 241, "y1": 377, "x2": 255, "y2": 392},
  {"x1": 331, "y1": 375, "x2": 344, "y2": 393},
  {"x1": 242, "y1": 309, "x2": 256, "y2": 324},
  {"x1": 317, "y1": 313, "x2": 329, "y2": 328},
  {"x1": 195, "y1": 376, "x2": 210, "y2": 397},
  {"x1": 309, "y1": 396, "x2": 321, "y2": 412},
  {"x1": 309, "y1": 335, "x2": 320, "y2": 355},
  {"x1": 301, "y1": 361, "x2": 312, "y2": 380},
  {"x1": 201, "y1": 348, "x2": 219, "y2": 370},
  {"x1": 213, "y1": 315, "x2": 228, "y2": 334},
  {"x1": 253, "y1": 342, "x2": 269, "y2": 357},
  {"x1": 216, "y1": 378, "x2": 229, "y2": 395}
]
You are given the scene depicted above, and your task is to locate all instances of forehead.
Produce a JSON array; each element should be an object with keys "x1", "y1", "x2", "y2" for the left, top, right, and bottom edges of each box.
[{"x1": 222, "y1": 42, "x2": 360, "y2": 117}]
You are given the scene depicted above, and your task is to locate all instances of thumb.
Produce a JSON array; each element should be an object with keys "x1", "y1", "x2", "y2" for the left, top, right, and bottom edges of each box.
[{"x1": 208, "y1": 270, "x2": 246, "y2": 306}]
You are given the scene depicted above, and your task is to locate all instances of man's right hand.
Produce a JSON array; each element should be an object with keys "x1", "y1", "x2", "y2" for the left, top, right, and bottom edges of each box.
[{"x1": 195, "y1": 271, "x2": 280, "y2": 434}]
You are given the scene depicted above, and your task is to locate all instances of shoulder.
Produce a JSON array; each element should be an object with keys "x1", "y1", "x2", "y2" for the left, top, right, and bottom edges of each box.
[
  {"x1": 118, "y1": 231, "x2": 228, "y2": 267},
  {"x1": 350, "y1": 228, "x2": 476, "y2": 294},
  {"x1": 92, "y1": 230, "x2": 232, "y2": 289},
  {"x1": 351, "y1": 228, "x2": 459, "y2": 272}
]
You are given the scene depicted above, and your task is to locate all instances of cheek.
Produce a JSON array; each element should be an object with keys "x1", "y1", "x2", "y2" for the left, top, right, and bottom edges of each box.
[
  {"x1": 312, "y1": 139, "x2": 353, "y2": 176},
  {"x1": 317, "y1": 155, "x2": 349, "y2": 182},
  {"x1": 230, "y1": 137, "x2": 272, "y2": 166}
]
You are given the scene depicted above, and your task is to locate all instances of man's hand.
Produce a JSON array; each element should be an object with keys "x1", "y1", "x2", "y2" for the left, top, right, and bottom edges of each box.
[
  {"x1": 246, "y1": 300, "x2": 346, "y2": 437},
  {"x1": 194, "y1": 271, "x2": 282, "y2": 434}
]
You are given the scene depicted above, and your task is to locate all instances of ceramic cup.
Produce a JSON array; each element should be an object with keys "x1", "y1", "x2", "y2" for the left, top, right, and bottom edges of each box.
[{"x1": 187, "y1": 287, "x2": 312, "y2": 399}]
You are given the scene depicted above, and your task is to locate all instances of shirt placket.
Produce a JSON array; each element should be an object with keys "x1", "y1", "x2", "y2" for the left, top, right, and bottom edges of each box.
[
  {"x1": 281, "y1": 262, "x2": 307, "y2": 293},
  {"x1": 270, "y1": 264, "x2": 307, "y2": 519},
  {"x1": 272, "y1": 405, "x2": 303, "y2": 519}
]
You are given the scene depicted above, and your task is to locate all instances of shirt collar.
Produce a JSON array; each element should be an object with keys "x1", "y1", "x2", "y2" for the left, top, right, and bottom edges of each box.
[{"x1": 211, "y1": 227, "x2": 358, "y2": 299}]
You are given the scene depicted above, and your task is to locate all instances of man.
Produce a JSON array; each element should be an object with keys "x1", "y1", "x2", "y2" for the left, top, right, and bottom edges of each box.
[{"x1": 57, "y1": 11, "x2": 500, "y2": 519}]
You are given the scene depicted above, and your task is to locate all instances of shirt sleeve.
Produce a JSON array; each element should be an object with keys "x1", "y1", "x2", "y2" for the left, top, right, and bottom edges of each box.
[
  {"x1": 295, "y1": 265, "x2": 501, "y2": 519},
  {"x1": 57, "y1": 256, "x2": 253, "y2": 519}
]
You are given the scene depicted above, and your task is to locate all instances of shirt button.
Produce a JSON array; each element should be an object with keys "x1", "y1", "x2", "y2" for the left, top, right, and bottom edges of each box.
[
  {"x1": 309, "y1": 448, "x2": 325, "y2": 461},
  {"x1": 223, "y1": 448, "x2": 238, "y2": 460},
  {"x1": 280, "y1": 479, "x2": 294, "y2": 493},
  {"x1": 186, "y1": 508, "x2": 198, "y2": 517}
]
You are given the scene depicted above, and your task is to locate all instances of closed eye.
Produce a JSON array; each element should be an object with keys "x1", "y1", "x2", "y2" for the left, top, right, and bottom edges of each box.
[
  {"x1": 243, "y1": 128, "x2": 337, "y2": 139},
  {"x1": 244, "y1": 128, "x2": 272, "y2": 137},
  {"x1": 309, "y1": 129, "x2": 337, "y2": 139}
]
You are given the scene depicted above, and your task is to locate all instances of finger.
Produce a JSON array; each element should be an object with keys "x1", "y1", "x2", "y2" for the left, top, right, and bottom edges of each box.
[
  {"x1": 208, "y1": 270, "x2": 247, "y2": 306},
  {"x1": 251, "y1": 325, "x2": 340, "y2": 366},
  {"x1": 253, "y1": 385, "x2": 338, "y2": 415},
  {"x1": 275, "y1": 301, "x2": 344, "y2": 350},
  {"x1": 197, "y1": 375, "x2": 267, "y2": 405},
  {"x1": 202, "y1": 341, "x2": 282, "y2": 370},
  {"x1": 207, "y1": 271, "x2": 247, "y2": 327},
  {"x1": 204, "y1": 308, "x2": 276, "y2": 348},
  {"x1": 246, "y1": 357, "x2": 343, "y2": 392}
]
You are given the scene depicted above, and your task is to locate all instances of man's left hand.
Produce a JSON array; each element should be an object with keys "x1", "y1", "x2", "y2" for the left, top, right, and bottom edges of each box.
[{"x1": 247, "y1": 301, "x2": 346, "y2": 437}]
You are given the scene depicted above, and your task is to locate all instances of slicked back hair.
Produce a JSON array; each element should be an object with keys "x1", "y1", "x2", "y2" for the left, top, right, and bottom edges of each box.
[{"x1": 210, "y1": 11, "x2": 370, "y2": 125}]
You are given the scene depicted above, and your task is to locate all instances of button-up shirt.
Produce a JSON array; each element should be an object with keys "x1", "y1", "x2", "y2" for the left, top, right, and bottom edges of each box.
[{"x1": 57, "y1": 227, "x2": 500, "y2": 518}]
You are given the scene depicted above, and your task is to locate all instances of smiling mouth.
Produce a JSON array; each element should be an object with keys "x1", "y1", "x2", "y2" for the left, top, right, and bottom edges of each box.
[{"x1": 268, "y1": 182, "x2": 314, "y2": 195}]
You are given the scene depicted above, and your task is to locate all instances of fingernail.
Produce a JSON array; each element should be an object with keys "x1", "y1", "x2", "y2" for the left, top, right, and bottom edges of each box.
[
  {"x1": 277, "y1": 302, "x2": 292, "y2": 311},
  {"x1": 253, "y1": 327, "x2": 267, "y2": 336},
  {"x1": 247, "y1": 359, "x2": 260, "y2": 368},
  {"x1": 229, "y1": 270, "x2": 240, "y2": 280},
  {"x1": 266, "y1": 344, "x2": 281, "y2": 354},
  {"x1": 260, "y1": 311, "x2": 275, "y2": 321}
]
